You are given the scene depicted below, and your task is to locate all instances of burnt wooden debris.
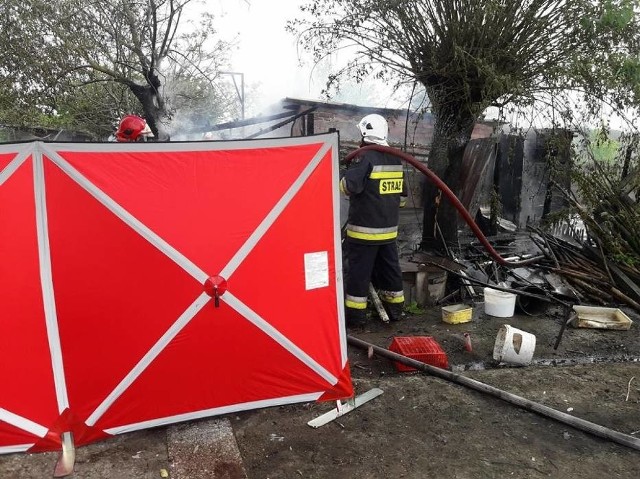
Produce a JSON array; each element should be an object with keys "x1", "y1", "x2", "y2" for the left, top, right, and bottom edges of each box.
[{"x1": 407, "y1": 226, "x2": 640, "y2": 316}]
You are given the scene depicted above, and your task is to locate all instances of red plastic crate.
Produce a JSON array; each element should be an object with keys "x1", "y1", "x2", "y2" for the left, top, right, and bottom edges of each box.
[{"x1": 388, "y1": 336, "x2": 449, "y2": 372}]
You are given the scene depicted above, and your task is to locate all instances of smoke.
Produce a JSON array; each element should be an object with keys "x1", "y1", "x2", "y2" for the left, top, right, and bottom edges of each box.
[{"x1": 156, "y1": 62, "x2": 240, "y2": 140}]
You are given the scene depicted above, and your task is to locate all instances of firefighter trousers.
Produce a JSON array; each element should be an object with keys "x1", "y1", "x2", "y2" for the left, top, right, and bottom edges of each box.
[{"x1": 344, "y1": 240, "x2": 404, "y2": 323}]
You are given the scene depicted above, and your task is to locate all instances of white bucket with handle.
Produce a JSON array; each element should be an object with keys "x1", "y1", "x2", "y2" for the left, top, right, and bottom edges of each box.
[{"x1": 484, "y1": 287, "x2": 516, "y2": 318}]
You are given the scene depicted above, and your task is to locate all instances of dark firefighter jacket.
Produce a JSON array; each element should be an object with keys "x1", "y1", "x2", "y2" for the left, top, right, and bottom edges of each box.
[{"x1": 340, "y1": 148, "x2": 406, "y2": 244}]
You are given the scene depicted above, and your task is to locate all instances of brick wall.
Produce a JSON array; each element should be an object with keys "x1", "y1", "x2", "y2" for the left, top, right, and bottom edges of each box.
[
  {"x1": 277, "y1": 99, "x2": 494, "y2": 158},
  {"x1": 269, "y1": 99, "x2": 497, "y2": 212}
]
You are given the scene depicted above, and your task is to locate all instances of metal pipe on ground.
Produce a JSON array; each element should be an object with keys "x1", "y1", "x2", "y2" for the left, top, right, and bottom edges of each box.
[{"x1": 347, "y1": 335, "x2": 640, "y2": 452}]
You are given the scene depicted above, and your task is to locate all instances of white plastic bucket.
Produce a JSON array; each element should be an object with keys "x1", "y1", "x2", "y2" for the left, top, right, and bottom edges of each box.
[
  {"x1": 493, "y1": 324, "x2": 536, "y2": 366},
  {"x1": 483, "y1": 287, "x2": 516, "y2": 318}
]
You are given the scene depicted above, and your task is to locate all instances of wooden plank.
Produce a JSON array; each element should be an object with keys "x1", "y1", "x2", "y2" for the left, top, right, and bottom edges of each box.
[
  {"x1": 369, "y1": 285, "x2": 390, "y2": 322},
  {"x1": 609, "y1": 263, "x2": 640, "y2": 303},
  {"x1": 307, "y1": 388, "x2": 384, "y2": 428}
]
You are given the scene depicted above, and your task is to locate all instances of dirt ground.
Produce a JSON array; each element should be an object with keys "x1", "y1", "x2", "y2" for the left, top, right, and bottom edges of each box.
[
  {"x1": 2, "y1": 304, "x2": 639, "y2": 478},
  {"x1": 234, "y1": 305, "x2": 640, "y2": 479}
]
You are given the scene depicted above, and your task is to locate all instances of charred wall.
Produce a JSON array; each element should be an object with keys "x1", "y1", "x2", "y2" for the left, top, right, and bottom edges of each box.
[{"x1": 488, "y1": 129, "x2": 573, "y2": 229}]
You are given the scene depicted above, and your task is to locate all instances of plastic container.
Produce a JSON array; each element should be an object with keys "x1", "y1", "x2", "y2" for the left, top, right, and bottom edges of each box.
[
  {"x1": 483, "y1": 287, "x2": 516, "y2": 317},
  {"x1": 571, "y1": 305, "x2": 633, "y2": 330},
  {"x1": 388, "y1": 336, "x2": 449, "y2": 372},
  {"x1": 441, "y1": 304, "x2": 473, "y2": 324},
  {"x1": 493, "y1": 324, "x2": 536, "y2": 366}
]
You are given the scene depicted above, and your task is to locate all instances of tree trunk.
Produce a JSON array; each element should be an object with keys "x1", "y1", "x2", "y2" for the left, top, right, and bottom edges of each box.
[
  {"x1": 128, "y1": 79, "x2": 168, "y2": 140},
  {"x1": 421, "y1": 112, "x2": 475, "y2": 250}
]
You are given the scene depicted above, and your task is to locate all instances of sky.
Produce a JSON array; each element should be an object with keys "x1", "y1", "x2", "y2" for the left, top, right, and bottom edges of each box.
[
  {"x1": 208, "y1": 0, "x2": 405, "y2": 117},
  {"x1": 212, "y1": 0, "x2": 323, "y2": 115}
]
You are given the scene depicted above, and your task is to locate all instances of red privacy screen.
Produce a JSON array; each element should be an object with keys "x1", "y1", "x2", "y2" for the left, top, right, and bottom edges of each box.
[{"x1": 0, "y1": 134, "x2": 352, "y2": 453}]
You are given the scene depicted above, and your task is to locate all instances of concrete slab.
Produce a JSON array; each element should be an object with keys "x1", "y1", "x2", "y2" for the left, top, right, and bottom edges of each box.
[{"x1": 168, "y1": 418, "x2": 247, "y2": 479}]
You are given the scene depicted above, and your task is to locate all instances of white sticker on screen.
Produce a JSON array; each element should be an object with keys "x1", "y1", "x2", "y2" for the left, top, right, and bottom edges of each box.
[{"x1": 304, "y1": 251, "x2": 329, "y2": 290}]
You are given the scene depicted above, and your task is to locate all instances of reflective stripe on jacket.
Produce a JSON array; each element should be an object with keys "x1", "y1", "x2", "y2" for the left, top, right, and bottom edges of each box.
[{"x1": 342, "y1": 149, "x2": 405, "y2": 244}]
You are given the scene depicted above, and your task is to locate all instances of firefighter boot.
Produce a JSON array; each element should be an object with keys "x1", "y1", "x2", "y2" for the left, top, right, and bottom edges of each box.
[
  {"x1": 345, "y1": 308, "x2": 368, "y2": 328},
  {"x1": 383, "y1": 303, "x2": 404, "y2": 322}
]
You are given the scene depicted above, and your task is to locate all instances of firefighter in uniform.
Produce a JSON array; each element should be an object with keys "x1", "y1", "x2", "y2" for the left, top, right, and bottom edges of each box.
[
  {"x1": 341, "y1": 114, "x2": 406, "y2": 327},
  {"x1": 115, "y1": 115, "x2": 154, "y2": 142}
]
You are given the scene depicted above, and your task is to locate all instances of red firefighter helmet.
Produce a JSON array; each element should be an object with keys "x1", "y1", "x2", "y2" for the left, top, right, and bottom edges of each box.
[{"x1": 115, "y1": 115, "x2": 153, "y2": 142}]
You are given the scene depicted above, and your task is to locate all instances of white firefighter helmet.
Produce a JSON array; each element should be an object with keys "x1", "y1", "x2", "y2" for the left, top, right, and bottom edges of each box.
[{"x1": 358, "y1": 114, "x2": 388, "y2": 144}]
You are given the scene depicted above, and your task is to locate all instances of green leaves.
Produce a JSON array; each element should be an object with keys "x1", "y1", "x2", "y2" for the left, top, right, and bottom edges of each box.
[
  {"x1": 293, "y1": 0, "x2": 640, "y2": 128},
  {"x1": 599, "y1": 0, "x2": 635, "y2": 30},
  {"x1": 0, "y1": 0, "x2": 234, "y2": 140}
]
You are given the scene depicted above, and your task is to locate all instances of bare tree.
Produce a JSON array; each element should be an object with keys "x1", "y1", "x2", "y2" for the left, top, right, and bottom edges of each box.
[{"x1": 291, "y1": 0, "x2": 640, "y2": 245}]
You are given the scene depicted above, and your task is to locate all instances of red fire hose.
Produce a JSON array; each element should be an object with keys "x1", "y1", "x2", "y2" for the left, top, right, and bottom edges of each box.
[{"x1": 344, "y1": 144, "x2": 543, "y2": 267}]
